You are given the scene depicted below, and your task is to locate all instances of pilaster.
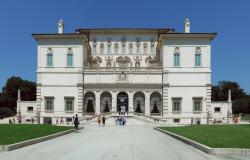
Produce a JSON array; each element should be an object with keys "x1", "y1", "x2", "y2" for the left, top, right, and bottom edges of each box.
[
  {"x1": 95, "y1": 91, "x2": 101, "y2": 115},
  {"x1": 145, "y1": 91, "x2": 150, "y2": 116}
]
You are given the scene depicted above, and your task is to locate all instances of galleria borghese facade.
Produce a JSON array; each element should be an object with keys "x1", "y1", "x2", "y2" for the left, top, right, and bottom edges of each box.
[{"x1": 16, "y1": 19, "x2": 233, "y2": 125}]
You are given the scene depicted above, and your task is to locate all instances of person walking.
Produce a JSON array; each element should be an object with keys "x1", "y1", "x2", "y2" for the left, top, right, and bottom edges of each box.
[
  {"x1": 102, "y1": 115, "x2": 106, "y2": 127},
  {"x1": 97, "y1": 115, "x2": 101, "y2": 127},
  {"x1": 74, "y1": 114, "x2": 79, "y2": 130}
]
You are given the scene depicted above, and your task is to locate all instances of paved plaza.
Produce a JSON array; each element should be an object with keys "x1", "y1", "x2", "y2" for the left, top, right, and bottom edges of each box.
[{"x1": 0, "y1": 118, "x2": 249, "y2": 160}]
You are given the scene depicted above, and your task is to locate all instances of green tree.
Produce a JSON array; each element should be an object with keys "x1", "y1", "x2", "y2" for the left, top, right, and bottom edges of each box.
[
  {"x1": 212, "y1": 81, "x2": 247, "y2": 101},
  {"x1": 0, "y1": 76, "x2": 36, "y2": 117}
]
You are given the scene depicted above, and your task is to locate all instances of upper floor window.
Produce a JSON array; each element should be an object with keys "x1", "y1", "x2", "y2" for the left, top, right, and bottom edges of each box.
[
  {"x1": 195, "y1": 47, "x2": 201, "y2": 67},
  {"x1": 129, "y1": 42, "x2": 133, "y2": 53},
  {"x1": 136, "y1": 38, "x2": 141, "y2": 53},
  {"x1": 114, "y1": 43, "x2": 119, "y2": 54},
  {"x1": 100, "y1": 43, "x2": 104, "y2": 54},
  {"x1": 150, "y1": 39, "x2": 155, "y2": 53},
  {"x1": 143, "y1": 43, "x2": 148, "y2": 54},
  {"x1": 107, "y1": 44, "x2": 112, "y2": 53},
  {"x1": 107, "y1": 38, "x2": 112, "y2": 54},
  {"x1": 65, "y1": 97, "x2": 74, "y2": 112},
  {"x1": 173, "y1": 47, "x2": 180, "y2": 66},
  {"x1": 92, "y1": 38, "x2": 97, "y2": 53},
  {"x1": 193, "y1": 97, "x2": 202, "y2": 112},
  {"x1": 67, "y1": 48, "x2": 73, "y2": 67},
  {"x1": 172, "y1": 98, "x2": 182, "y2": 112},
  {"x1": 47, "y1": 48, "x2": 53, "y2": 67},
  {"x1": 45, "y1": 97, "x2": 54, "y2": 112},
  {"x1": 121, "y1": 37, "x2": 126, "y2": 53}
]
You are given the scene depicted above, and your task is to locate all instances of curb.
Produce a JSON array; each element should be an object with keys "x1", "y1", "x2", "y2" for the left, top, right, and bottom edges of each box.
[
  {"x1": 1, "y1": 127, "x2": 83, "y2": 152},
  {"x1": 154, "y1": 127, "x2": 250, "y2": 155}
]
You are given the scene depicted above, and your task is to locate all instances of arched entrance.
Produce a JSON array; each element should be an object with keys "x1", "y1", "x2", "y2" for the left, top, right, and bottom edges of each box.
[
  {"x1": 150, "y1": 92, "x2": 161, "y2": 115},
  {"x1": 100, "y1": 92, "x2": 112, "y2": 113},
  {"x1": 133, "y1": 92, "x2": 145, "y2": 113},
  {"x1": 117, "y1": 92, "x2": 128, "y2": 113},
  {"x1": 83, "y1": 92, "x2": 95, "y2": 114}
]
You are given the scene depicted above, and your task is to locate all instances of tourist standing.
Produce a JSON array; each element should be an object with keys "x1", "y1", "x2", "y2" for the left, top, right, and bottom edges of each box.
[
  {"x1": 74, "y1": 114, "x2": 79, "y2": 130},
  {"x1": 97, "y1": 115, "x2": 101, "y2": 127},
  {"x1": 102, "y1": 115, "x2": 106, "y2": 127}
]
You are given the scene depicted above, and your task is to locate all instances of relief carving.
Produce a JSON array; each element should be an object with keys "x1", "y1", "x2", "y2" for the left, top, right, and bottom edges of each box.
[
  {"x1": 134, "y1": 56, "x2": 142, "y2": 68},
  {"x1": 88, "y1": 56, "x2": 102, "y2": 67},
  {"x1": 116, "y1": 56, "x2": 131, "y2": 68},
  {"x1": 145, "y1": 56, "x2": 159, "y2": 68},
  {"x1": 105, "y1": 56, "x2": 113, "y2": 68}
]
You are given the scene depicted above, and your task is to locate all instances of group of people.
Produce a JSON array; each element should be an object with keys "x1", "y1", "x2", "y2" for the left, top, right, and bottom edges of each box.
[
  {"x1": 116, "y1": 116, "x2": 126, "y2": 126},
  {"x1": 97, "y1": 115, "x2": 106, "y2": 127}
]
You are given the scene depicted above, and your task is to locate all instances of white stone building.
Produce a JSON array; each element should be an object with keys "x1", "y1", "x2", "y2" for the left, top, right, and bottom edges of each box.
[{"x1": 16, "y1": 19, "x2": 232, "y2": 125}]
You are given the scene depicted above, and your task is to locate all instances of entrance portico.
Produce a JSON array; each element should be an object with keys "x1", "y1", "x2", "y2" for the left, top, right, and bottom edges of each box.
[{"x1": 83, "y1": 89, "x2": 162, "y2": 116}]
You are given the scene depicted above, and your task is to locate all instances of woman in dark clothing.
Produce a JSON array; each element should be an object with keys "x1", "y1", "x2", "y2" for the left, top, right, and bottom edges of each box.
[
  {"x1": 102, "y1": 116, "x2": 106, "y2": 127},
  {"x1": 74, "y1": 114, "x2": 79, "y2": 130}
]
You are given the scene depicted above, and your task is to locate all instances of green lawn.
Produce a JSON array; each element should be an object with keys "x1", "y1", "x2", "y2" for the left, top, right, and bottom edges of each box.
[
  {"x1": 0, "y1": 124, "x2": 72, "y2": 145},
  {"x1": 160, "y1": 125, "x2": 250, "y2": 148}
]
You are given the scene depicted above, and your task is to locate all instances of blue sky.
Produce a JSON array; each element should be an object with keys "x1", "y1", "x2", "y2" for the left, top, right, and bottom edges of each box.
[{"x1": 0, "y1": 0, "x2": 249, "y2": 93}]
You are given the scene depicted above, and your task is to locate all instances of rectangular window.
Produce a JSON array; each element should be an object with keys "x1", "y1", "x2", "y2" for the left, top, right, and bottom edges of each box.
[
  {"x1": 193, "y1": 98, "x2": 202, "y2": 112},
  {"x1": 172, "y1": 98, "x2": 182, "y2": 112},
  {"x1": 107, "y1": 44, "x2": 111, "y2": 53},
  {"x1": 93, "y1": 44, "x2": 96, "y2": 53},
  {"x1": 67, "y1": 54, "x2": 73, "y2": 67},
  {"x1": 136, "y1": 44, "x2": 140, "y2": 53},
  {"x1": 122, "y1": 43, "x2": 126, "y2": 53},
  {"x1": 65, "y1": 97, "x2": 74, "y2": 112},
  {"x1": 47, "y1": 54, "x2": 53, "y2": 67},
  {"x1": 45, "y1": 97, "x2": 54, "y2": 112},
  {"x1": 151, "y1": 44, "x2": 154, "y2": 53},
  {"x1": 195, "y1": 54, "x2": 201, "y2": 66},
  {"x1": 27, "y1": 106, "x2": 33, "y2": 112},
  {"x1": 174, "y1": 54, "x2": 180, "y2": 66},
  {"x1": 174, "y1": 119, "x2": 180, "y2": 123},
  {"x1": 214, "y1": 107, "x2": 221, "y2": 112}
]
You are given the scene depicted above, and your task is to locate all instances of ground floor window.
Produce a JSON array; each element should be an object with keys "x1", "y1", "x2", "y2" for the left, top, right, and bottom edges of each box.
[
  {"x1": 27, "y1": 106, "x2": 33, "y2": 112},
  {"x1": 173, "y1": 118, "x2": 180, "y2": 123},
  {"x1": 214, "y1": 107, "x2": 221, "y2": 112},
  {"x1": 193, "y1": 98, "x2": 202, "y2": 112},
  {"x1": 45, "y1": 97, "x2": 54, "y2": 112},
  {"x1": 44, "y1": 117, "x2": 52, "y2": 124},
  {"x1": 65, "y1": 97, "x2": 74, "y2": 112},
  {"x1": 172, "y1": 98, "x2": 182, "y2": 113}
]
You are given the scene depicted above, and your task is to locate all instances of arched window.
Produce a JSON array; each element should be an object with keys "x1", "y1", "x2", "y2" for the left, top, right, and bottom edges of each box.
[
  {"x1": 121, "y1": 37, "x2": 126, "y2": 53},
  {"x1": 143, "y1": 43, "x2": 148, "y2": 54},
  {"x1": 129, "y1": 42, "x2": 133, "y2": 53},
  {"x1": 173, "y1": 47, "x2": 180, "y2": 66},
  {"x1": 67, "y1": 47, "x2": 73, "y2": 67},
  {"x1": 100, "y1": 43, "x2": 104, "y2": 54},
  {"x1": 47, "y1": 48, "x2": 53, "y2": 67},
  {"x1": 136, "y1": 38, "x2": 140, "y2": 53},
  {"x1": 195, "y1": 47, "x2": 201, "y2": 67},
  {"x1": 114, "y1": 43, "x2": 119, "y2": 54},
  {"x1": 107, "y1": 38, "x2": 112, "y2": 54},
  {"x1": 150, "y1": 38, "x2": 155, "y2": 53}
]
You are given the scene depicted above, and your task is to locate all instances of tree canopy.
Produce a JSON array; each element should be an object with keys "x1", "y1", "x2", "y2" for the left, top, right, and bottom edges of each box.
[
  {"x1": 212, "y1": 81, "x2": 250, "y2": 114},
  {"x1": 0, "y1": 76, "x2": 36, "y2": 118}
]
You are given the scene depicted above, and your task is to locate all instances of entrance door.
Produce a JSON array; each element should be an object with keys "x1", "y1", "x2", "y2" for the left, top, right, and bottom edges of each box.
[{"x1": 117, "y1": 92, "x2": 128, "y2": 113}]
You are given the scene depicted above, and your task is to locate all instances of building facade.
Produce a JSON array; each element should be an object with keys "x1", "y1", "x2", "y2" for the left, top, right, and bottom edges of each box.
[{"x1": 17, "y1": 19, "x2": 232, "y2": 125}]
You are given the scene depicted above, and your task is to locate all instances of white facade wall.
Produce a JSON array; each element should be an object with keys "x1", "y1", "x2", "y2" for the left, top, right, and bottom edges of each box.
[{"x1": 17, "y1": 28, "x2": 225, "y2": 125}]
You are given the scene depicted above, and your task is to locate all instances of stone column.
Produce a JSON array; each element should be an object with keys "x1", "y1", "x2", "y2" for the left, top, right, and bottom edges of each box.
[
  {"x1": 128, "y1": 91, "x2": 134, "y2": 113},
  {"x1": 145, "y1": 91, "x2": 150, "y2": 116},
  {"x1": 111, "y1": 91, "x2": 117, "y2": 113},
  {"x1": 95, "y1": 91, "x2": 101, "y2": 115}
]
